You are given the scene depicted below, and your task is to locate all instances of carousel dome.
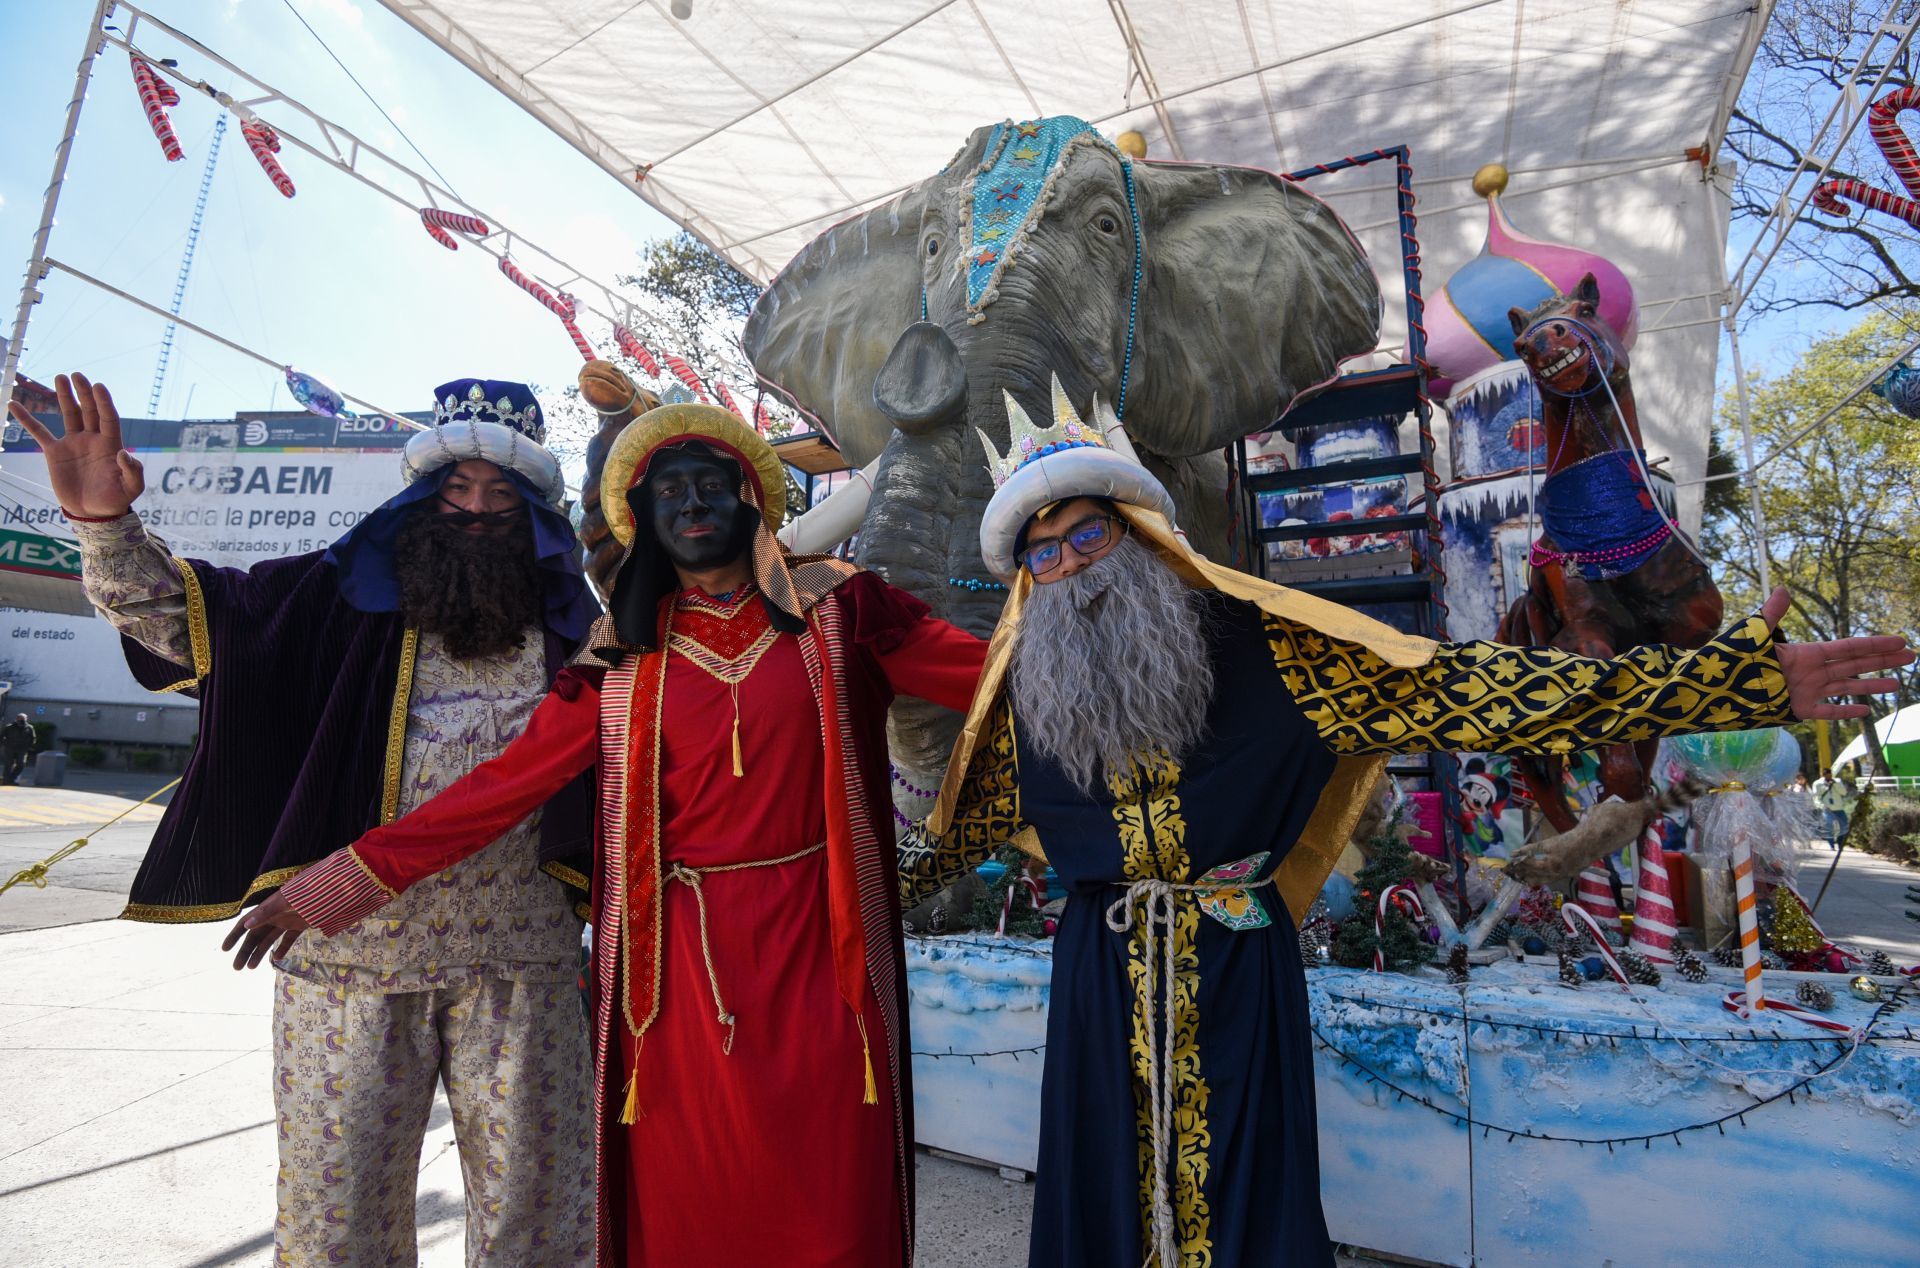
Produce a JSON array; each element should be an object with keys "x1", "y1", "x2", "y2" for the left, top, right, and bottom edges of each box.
[{"x1": 1425, "y1": 165, "x2": 1639, "y2": 399}]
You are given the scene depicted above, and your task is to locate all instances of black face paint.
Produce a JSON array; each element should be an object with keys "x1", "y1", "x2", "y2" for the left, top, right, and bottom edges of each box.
[{"x1": 643, "y1": 448, "x2": 752, "y2": 572}]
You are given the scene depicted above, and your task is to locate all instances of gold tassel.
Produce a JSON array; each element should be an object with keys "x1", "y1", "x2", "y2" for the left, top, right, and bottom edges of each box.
[
  {"x1": 730, "y1": 683, "x2": 744, "y2": 778},
  {"x1": 857, "y1": 1014, "x2": 878, "y2": 1106},
  {"x1": 619, "y1": 1065, "x2": 642, "y2": 1124}
]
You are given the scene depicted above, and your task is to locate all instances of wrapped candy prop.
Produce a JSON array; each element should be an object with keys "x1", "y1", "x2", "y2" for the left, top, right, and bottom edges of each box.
[
  {"x1": 1666, "y1": 727, "x2": 1803, "y2": 1012},
  {"x1": 284, "y1": 365, "x2": 350, "y2": 419}
]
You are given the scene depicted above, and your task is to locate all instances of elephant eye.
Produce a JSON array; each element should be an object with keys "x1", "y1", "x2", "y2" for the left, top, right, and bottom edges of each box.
[
  {"x1": 925, "y1": 235, "x2": 941, "y2": 257},
  {"x1": 1095, "y1": 214, "x2": 1120, "y2": 236}
]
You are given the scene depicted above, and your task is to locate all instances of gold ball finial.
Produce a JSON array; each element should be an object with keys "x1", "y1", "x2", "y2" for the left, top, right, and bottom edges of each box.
[
  {"x1": 1471, "y1": 163, "x2": 1510, "y2": 198},
  {"x1": 1115, "y1": 130, "x2": 1149, "y2": 159}
]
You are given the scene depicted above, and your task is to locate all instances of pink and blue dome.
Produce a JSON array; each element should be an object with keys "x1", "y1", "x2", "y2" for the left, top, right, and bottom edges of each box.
[{"x1": 1426, "y1": 166, "x2": 1638, "y2": 399}]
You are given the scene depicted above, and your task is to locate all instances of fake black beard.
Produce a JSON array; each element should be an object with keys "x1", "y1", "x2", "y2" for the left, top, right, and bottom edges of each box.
[{"x1": 392, "y1": 509, "x2": 544, "y2": 660}]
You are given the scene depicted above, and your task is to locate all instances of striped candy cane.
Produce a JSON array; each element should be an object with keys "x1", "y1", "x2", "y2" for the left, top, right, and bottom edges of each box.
[
  {"x1": 130, "y1": 58, "x2": 184, "y2": 162},
  {"x1": 753, "y1": 397, "x2": 778, "y2": 433},
  {"x1": 612, "y1": 325, "x2": 662, "y2": 377},
  {"x1": 1722, "y1": 990, "x2": 1856, "y2": 1035},
  {"x1": 1575, "y1": 865, "x2": 1621, "y2": 937},
  {"x1": 1561, "y1": 902, "x2": 1631, "y2": 985},
  {"x1": 419, "y1": 208, "x2": 490, "y2": 250},
  {"x1": 1728, "y1": 835, "x2": 1766, "y2": 1013},
  {"x1": 498, "y1": 257, "x2": 596, "y2": 361},
  {"x1": 714, "y1": 382, "x2": 749, "y2": 421},
  {"x1": 1371, "y1": 884, "x2": 1426, "y2": 972},
  {"x1": 240, "y1": 119, "x2": 295, "y2": 197},
  {"x1": 664, "y1": 354, "x2": 711, "y2": 402},
  {"x1": 1813, "y1": 86, "x2": 1920, "y2": 228},
  {"x1": 1628, "y1": 828, "x2": 1678, "y2": 965}
]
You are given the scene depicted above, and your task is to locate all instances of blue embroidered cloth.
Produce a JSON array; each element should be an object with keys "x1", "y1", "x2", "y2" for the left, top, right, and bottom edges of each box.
[
  {"x1": 967, "y1": 117, "x2": 1116, "y2": 307},
  {"x1": 1538, "y1": 448, "x2": 1669, "y2": 580}
]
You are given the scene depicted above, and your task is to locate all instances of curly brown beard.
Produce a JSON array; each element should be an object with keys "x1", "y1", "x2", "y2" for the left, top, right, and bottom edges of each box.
[{"x1": 393, "y1": 508, "x2": 544, "y2": 660}]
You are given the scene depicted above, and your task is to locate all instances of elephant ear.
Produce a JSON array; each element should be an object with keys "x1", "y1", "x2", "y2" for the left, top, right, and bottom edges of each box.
[
  {"x1": 742, "y1": 182, "x2": 936, "y2": 469},
  {"x1": 1129, "y1": 164, "x2": 1381, "y2": 457}
]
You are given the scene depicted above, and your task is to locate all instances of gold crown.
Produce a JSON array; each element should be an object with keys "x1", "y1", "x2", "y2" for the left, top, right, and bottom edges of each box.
[{"x1": 979, "y1": 374, "x2": 1114, "y2": 488}]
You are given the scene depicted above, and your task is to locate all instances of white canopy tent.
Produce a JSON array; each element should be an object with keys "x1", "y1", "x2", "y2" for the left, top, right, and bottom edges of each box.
[{"x1": 379, "y1": 0, "x2": 1767, "y2": 517}]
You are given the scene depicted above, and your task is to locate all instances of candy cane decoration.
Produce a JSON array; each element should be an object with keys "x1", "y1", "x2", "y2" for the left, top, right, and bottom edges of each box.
[
  {"x1": 663, "y1": 353, "x2": 711, "y2": 402},
  {"x1": 997, "y1": 874, "x2": 1044, "y2": 936},
  {"x1": 612, "y1": 325, "x2": 662, "y2": 378},
  {"x1": 753, "y1": 397, "x2": 779, "y2": 433},
  {"x1": 1561, "y1": 902, "x2": 1631, "y2": 985},
  {"x1": 1728, "y1": 836, "x2": 1766, "y2": 1014},
  {"x1": 130, "y1": 57, "x2": 184, "y2": 162},
  {"x1": 1722, "y1": 990, "x2": 1856, "y2": 1035},
  {"x1": 1628, "y1": 828, "x2": 1678, "y2": 965},
  {"x1": 1575, "y1": 865, "x2": 1621, "y2": 938},
  {"x1": 497, "y1": 256, "x2": 597, "y2": 361},
  {"x1": 240, "y1": 118, "x2": 295, "y2": 197},
  {"x1": 1372, "y1": 884, "x2": 1426, "y2": 972},
  {"x1": 1813, "y1": 86, "x2": 1920, "y2": 229},
  {"x1": 714, "y1": 382, "x2": 749, "y2": 421},
  {"x1": 419, "y1": 208, "x2": 490, "y2": 251}
]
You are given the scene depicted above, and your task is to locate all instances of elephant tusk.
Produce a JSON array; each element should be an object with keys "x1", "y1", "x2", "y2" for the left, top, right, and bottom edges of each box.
[{"x1": 778, "y1": 457, "x2": 881, "y2": 553}]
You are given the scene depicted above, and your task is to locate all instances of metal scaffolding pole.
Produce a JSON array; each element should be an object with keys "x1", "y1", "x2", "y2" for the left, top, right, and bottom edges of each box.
[
  {"x1": 1, "y1": 0, "x2": 115, "y2": 415},
  {"x1": 1722, "y1": 312, "x2": 1773, "y2": 595}
]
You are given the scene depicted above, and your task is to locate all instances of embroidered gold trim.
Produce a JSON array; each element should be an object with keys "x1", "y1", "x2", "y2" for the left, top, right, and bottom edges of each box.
[
  {"x1": 543, "y1": 861, "x2": 591, "y2": 893},
  {"x1": 668, "y1": 624, "x2": 778, "y2": 685},
  {"x1": 347, "y1": 846, "x2": 398, "y2": 899},
  {"x1": 152, "y1": 557, "x2": 213, "y2": 693},
  {"x1": 673, "y1": 586, "x2": 758, "y2": 619},
  {"x1": 379, "y1": 629, "x2": 420, "y2": 825},
  {"x1": 119, "y1": 864, "x2": 307, "y2": 923}
]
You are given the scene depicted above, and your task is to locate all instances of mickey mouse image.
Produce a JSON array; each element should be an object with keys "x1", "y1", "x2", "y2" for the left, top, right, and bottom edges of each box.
[{"x1": 1456, "y1": 757, "x2": 1513, "y2": 857}]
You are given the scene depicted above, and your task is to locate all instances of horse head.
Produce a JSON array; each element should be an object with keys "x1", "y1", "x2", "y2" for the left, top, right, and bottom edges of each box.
[{"x1": 1508, "y1": 273, "x2": 1629, "y2": 398}]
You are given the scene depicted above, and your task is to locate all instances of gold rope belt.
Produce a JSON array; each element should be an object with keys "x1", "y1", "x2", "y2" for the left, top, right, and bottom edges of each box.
[
  {"x1": 664, "y1": 841, "x2": 826, "y2": 1055},
  {"x1": 1105, "y1": 873, "x2": 1279, "y2": 1268}
]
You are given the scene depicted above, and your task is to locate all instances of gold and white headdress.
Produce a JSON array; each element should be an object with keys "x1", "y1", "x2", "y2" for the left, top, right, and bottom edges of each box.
[{"x1": 977, "y1": 373, "x2": 1176, "y2": 581}]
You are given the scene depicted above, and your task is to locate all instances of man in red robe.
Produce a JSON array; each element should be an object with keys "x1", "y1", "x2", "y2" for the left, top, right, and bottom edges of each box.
[{"x1": 233, "y1": 400, "x2": 987, "y2": 1266}]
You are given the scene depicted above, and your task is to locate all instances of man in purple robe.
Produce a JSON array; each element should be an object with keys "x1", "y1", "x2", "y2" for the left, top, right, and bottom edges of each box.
[{"x1": 12, "y1": 372, "x2": 598, "y2": 1264}]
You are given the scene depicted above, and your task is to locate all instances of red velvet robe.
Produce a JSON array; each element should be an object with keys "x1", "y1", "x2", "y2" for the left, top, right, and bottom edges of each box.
[{"x1": 287, "y1": 572, "x2": 984, "y2": 1265}]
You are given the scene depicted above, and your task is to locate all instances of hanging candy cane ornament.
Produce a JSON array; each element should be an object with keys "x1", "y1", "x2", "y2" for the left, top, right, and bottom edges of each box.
[
  {"x1": 130, "y1": 57, "x2": 184, "y2": 162},
  {"x1": 753, "y1": 397, "x2": 778, "y2": 433},
  {"x1": 419, "y1": 208, "x2": 490, "y2": 251},
  {"x1": 1561, "y1": 902, "x2": 1632, "y2": 985},
  {"x1": 239, "y1": 117, "x2": 296, "y2": 197},
  {"x1": 1628, "y1": 827, "x2": 1678, "y2": 965},
  {"x1": 612, "y1": 325, "x2": 662, "y2": 377},
  {"x1": 663, "y1": 353, "x2": 711, "y2": 402},
  {"x1": 1371, "y1": 884, "x2": 1426, "y2": 972},
  {"x1": 1813, "y1": 86, "x2": 1920, "y2": 229},
  {"x1": 713, "y1": 382, "x2": 749, "y2": 421},
  {"x1": 497, "y1": 256, "x2": 596, "y2": 361}
]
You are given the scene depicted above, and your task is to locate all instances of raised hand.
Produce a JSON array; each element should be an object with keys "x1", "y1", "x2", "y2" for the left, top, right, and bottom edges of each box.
[
  {"x1": 222, "y1": 890, "x2": 311, "y2": 970},
  {"x1": 5, "y1": 372, "x2": 145, "y2": 519},
  {"x1": 1762, "y1": 587, "x2": 1917, "y2": 720}
]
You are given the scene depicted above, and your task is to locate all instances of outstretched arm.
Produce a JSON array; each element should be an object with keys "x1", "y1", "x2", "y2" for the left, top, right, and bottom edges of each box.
[
  {"x1": 226, "y1": 672, "x2": 601, "y2": 967},
  {"x1": 1269, "y1": 589, "x2": 1912, "y2": 757}
]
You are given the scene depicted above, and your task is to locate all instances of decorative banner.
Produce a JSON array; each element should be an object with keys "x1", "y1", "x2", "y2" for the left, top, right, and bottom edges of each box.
[
  {"x1": 1814, "y1": 86, "x2": 1920, "y2": 229},
  {"x1": 283, "y1": 365, "x2": 350, "y2": 419},
  {"x1": 130, "y1": 57, "x2": 184, "y2": 162},
  {"x1": 240, "y1": 118, "x2": 295, "y2": 197},
  {"x1": 612, "y1": 325, "x2": 661, "y2": 377},
  {"x1": 497, "y1": 256, "x2": 596, "y2": 361},
  {"x1": 419, "y1": 208, "x2": 490, "y2": 251},
  {"x1": 663, "y1": 353, "x2": 711, "y2": 402}
]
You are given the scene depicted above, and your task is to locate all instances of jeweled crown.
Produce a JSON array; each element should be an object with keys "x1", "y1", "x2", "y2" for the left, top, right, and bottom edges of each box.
[
  {"x1": 980, "y1": 374, "x2": 1113, "y2": 488},
  {"x1": 431, "y1": 378, "x2": 546, "y2": 445}
]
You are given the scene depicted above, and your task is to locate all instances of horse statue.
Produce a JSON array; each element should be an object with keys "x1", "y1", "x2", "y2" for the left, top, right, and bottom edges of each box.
[{"x1": 1494, "y1": 273, "x2": 1722, "y2": 904}]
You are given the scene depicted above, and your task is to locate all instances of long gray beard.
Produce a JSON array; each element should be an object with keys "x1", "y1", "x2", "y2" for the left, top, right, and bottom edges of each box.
[{"x1": 1010, "y1": 535, "x2": 1215, "y2": 799}]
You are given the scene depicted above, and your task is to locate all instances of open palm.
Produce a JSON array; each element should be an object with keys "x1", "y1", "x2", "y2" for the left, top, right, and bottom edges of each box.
[{"x1": 6, "y1": 372, "x2": 145, "y2": 519}]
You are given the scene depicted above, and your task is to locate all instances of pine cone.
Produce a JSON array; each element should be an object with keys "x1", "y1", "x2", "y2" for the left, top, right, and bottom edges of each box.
[
  {"x1": 1674, "y1": 950, "x2": 1709, "y2": 983},
  {"x1": 1557, "y1": 950, "x2": 1583, "y2": 988},
  {"x1": 1298, "y1": 929, "x2": 1324, "y2": 966},
  {"x1": 1865, "y1": 950, "x2": 1896, "y2": 977},
  {"x1": 1618, "y1": 950, "x2": 1662, "y2": 987},
  {"x1": 1796, "y1": 980, "x2": 1835, "y2": 1012},
  {"x1": 1760, "y1": 949, "x2": 1786, "y2": 971},
  {"x1": 1488, "y1": 919, "x2": 1516, "y2": 949},
  {"x1": 1712, "y1": 945, "x2": 1744, "y2": 968},
  {"x1": 1446, "y1": 945, "x2": 1469, "y2": 985}
]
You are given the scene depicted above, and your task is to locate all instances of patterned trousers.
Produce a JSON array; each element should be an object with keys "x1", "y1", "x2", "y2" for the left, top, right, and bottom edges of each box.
[{"x1": 271, "y1": 971, "x2": 594, "y2": 1266}]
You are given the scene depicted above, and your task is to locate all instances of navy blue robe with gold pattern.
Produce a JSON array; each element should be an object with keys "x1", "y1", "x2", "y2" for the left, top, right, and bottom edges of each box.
[{"x1": 905, "y1": 589, "x2": 1792, "y2": 1267}]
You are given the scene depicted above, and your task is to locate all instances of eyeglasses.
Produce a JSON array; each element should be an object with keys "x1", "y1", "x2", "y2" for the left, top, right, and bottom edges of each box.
[{"x1": 1020, "y1": 514, "x2": 1125, "y2": 576}]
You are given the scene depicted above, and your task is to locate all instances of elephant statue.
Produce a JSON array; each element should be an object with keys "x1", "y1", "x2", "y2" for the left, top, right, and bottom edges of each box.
[{"x1": 589, "y1": 116, "x2": 1384, "y2": 791}]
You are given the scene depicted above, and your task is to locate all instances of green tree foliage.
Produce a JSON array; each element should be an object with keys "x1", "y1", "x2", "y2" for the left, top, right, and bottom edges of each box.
[
  {"x1": 1705, "y1": 310, "x2": 1920, "y2": 769},
  {"x1": 1330, "y1": 803, "x2": 1436, "y2": 972}
]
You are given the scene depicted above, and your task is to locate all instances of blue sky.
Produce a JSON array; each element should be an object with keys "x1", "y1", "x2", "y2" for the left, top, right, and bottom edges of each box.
[{"x1": 0, "y1": 0, "x2": 678, "y2": 425}]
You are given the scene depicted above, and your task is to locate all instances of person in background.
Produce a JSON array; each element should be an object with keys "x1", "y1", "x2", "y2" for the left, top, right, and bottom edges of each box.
[{"x1": 1, "y1": 713, "x2": 35, "y2": 784}]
